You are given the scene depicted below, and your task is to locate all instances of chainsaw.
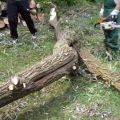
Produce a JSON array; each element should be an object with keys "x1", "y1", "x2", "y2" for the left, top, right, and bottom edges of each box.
[{"x1": 94, "y1": 17, "x2": 120, "y2": 30}]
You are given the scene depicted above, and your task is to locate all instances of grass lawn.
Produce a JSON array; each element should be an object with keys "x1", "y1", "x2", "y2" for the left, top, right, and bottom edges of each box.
[{"x1": 0, "y1": 3, "x2": 120, "y2": 120}]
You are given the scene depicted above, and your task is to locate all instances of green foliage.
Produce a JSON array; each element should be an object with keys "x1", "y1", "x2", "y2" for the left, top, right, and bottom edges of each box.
[
  {"x1": 52, "y1": 0, "x2": 78, "y2": 6},
  {"x1": 86, "y1": 0, "x2": 102, "y2": 3},
  {"x1": 37, "y1": 0, "x2": 89, "y2": 7},
  {"x1": 86, "y1": 0, "x2": 96, "y2": 2}
]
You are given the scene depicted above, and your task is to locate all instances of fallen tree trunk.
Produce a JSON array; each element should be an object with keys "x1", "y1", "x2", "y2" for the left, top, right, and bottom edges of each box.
[
  {"x1": 0, "y1": 7, "x2": 78, "y2": 107},
  {"x1": 0, "y1": 6, "x2": 120, "y2": 108},
  {"x1": 0, "y1": 47, "x2": 78, "y2": 107},
  {"x1": 48, "y1": 7, "x2": 120, "y2": 92},
  {"x1": 79, "y1": 46, "x2": 120, "y2": 90}
]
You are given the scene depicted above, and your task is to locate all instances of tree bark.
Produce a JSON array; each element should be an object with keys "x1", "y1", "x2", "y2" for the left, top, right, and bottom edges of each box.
[
  {"x1": 0, "y1": 39, "x2": 78, "y2": 107},
  {"x1": 0, "y1": 46, "x2": 78, "y2": 107},
  {"x1": 78, "y1": 46, "x2": 120, "y2": 90}
]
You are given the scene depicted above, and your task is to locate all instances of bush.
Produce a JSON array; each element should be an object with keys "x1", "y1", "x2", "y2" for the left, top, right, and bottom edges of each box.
[
  {"x1": 86, "y1": 0, "x2": 96, "y2": 2},
  {"x1": 36, "y1": 0, "x2": 101, "y2": 8},
  {"x1": 36, "y1": 0, "x2": 79, "y2": 7}
]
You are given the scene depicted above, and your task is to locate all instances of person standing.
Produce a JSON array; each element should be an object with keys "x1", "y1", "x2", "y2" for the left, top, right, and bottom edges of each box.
[
  {"x1": 7, "y1": 0, "x2": 37, "y2": 44},
  {"x1": 99, "y1": 0, "x2": 120, "y2": 60}
]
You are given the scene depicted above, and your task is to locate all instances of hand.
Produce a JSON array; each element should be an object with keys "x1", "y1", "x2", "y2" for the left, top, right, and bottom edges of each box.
[
  {"x1": 99, "y1": 8, "x2": 104, "y2": 18},
  {"x1": 111, "y1": 9, "x2": 119, "y2": 15},
  {"x1": 105, "y1": 15, "x2": 118, "y2": 22},
  {"x1": 30, "y1": 0, "x2": 36, "y2": 8},
  {"x1": 105, "y1": 9, "x2": 119, "y2": 22}
]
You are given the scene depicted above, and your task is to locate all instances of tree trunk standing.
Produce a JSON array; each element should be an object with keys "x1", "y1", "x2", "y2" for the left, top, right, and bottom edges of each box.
[{"x1": 0, "y1": 7, "x2": 120, "y2": 108}]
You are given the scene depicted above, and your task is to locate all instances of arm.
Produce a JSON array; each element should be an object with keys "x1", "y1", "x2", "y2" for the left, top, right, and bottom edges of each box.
[
  {"x1": 105, "y1": 0, "x2": 120, "y2": 22},
  {"x1": 111, "y1": 0, "x2": 120, "y2": 15},
  {"x1": 99, "y1": 5, "x2": 104, "y2": 18},
  {"x1": 115, "y1": 0, "x2": 120, "y2": 10},
  {"x1": 101, "y1": 5, "x2": 104, "y2": 9}
]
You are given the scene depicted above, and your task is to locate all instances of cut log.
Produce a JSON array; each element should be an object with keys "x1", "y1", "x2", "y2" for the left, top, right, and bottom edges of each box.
[
  {"x1": 37, "y1": 13, "x2": 44, "y2": 23},
  {"x1": 0, "y1": 2, "x2": 7, "y2": 17},
  {"x1": 0, "y1": 2, "x2": 6, "y2": 11},
  {"x1": 30, "y1": 9, "x2": 37, "y2": 15},
  {"x1": 36, "y1": 3, "x2": 41, "y2": 13},
  {"x1": 3, "y1": 17, "x2": 10, "y2": 28},
  {"x1": 3, "y1": 17, "x2": 8, "y2": 24},
  {"x1": 30, "y1": 14, "x2": 37, "y2": 21},
  {"x1": 0, "y1": 20, "x2": 5, "y2": 28},
  {"x1": 21, "y1": 20, "x2": 27, "y2": 26}
]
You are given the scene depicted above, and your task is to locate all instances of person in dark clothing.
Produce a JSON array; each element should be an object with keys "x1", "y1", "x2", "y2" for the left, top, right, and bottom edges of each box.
[{"x1": 7, "y1": 0, "x2": 37, "y2": 44}]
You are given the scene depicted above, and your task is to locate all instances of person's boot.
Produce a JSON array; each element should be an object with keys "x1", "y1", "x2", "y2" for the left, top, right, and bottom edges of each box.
[
  {"x1": 105, "y1": 49, "x2": 113, "y2": 61},
  {"x1": 31, "y1": 32, "x2": 39, "y2": 46},
  {"x1": 105, "y1": 49, "x2": 120, "y2": 61},
  {"x1": 31, "y1": 32, "x2": 37, "y2": 42},
  {"x1": 13, "y1": 38, "x2": 18, "y2": 44},
  {"x1": 112, "y1": 52, "x2": 120, "y2": 61}
]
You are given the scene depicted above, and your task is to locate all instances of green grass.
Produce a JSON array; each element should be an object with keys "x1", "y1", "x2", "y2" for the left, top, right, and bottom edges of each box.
[
  {"x1": 1, "y1": 2, "x2": 120, "y2": 120},
  {"x1": 12, "y1": 78, "x2": 120, "y2": 120}
]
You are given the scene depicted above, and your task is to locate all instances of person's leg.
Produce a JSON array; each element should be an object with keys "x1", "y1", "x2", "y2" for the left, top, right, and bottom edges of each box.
[
  {"x1": 7, "y1": 0, "x2": 18, "y2": 39},
  {"x1": 17, "y1": 0, "x2": 37, "y2": 35},
  {"x1": 103, "y1": 29, "x2": 119, "y2": 60},
  {"x1": 104, "y1": 29, "x2": 119, "y2": 53}
]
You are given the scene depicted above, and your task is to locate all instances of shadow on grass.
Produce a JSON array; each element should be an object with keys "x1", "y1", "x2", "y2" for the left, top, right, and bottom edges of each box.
[{"x1": 17, "y1": 77, "x2": 85, "y2": 120}]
